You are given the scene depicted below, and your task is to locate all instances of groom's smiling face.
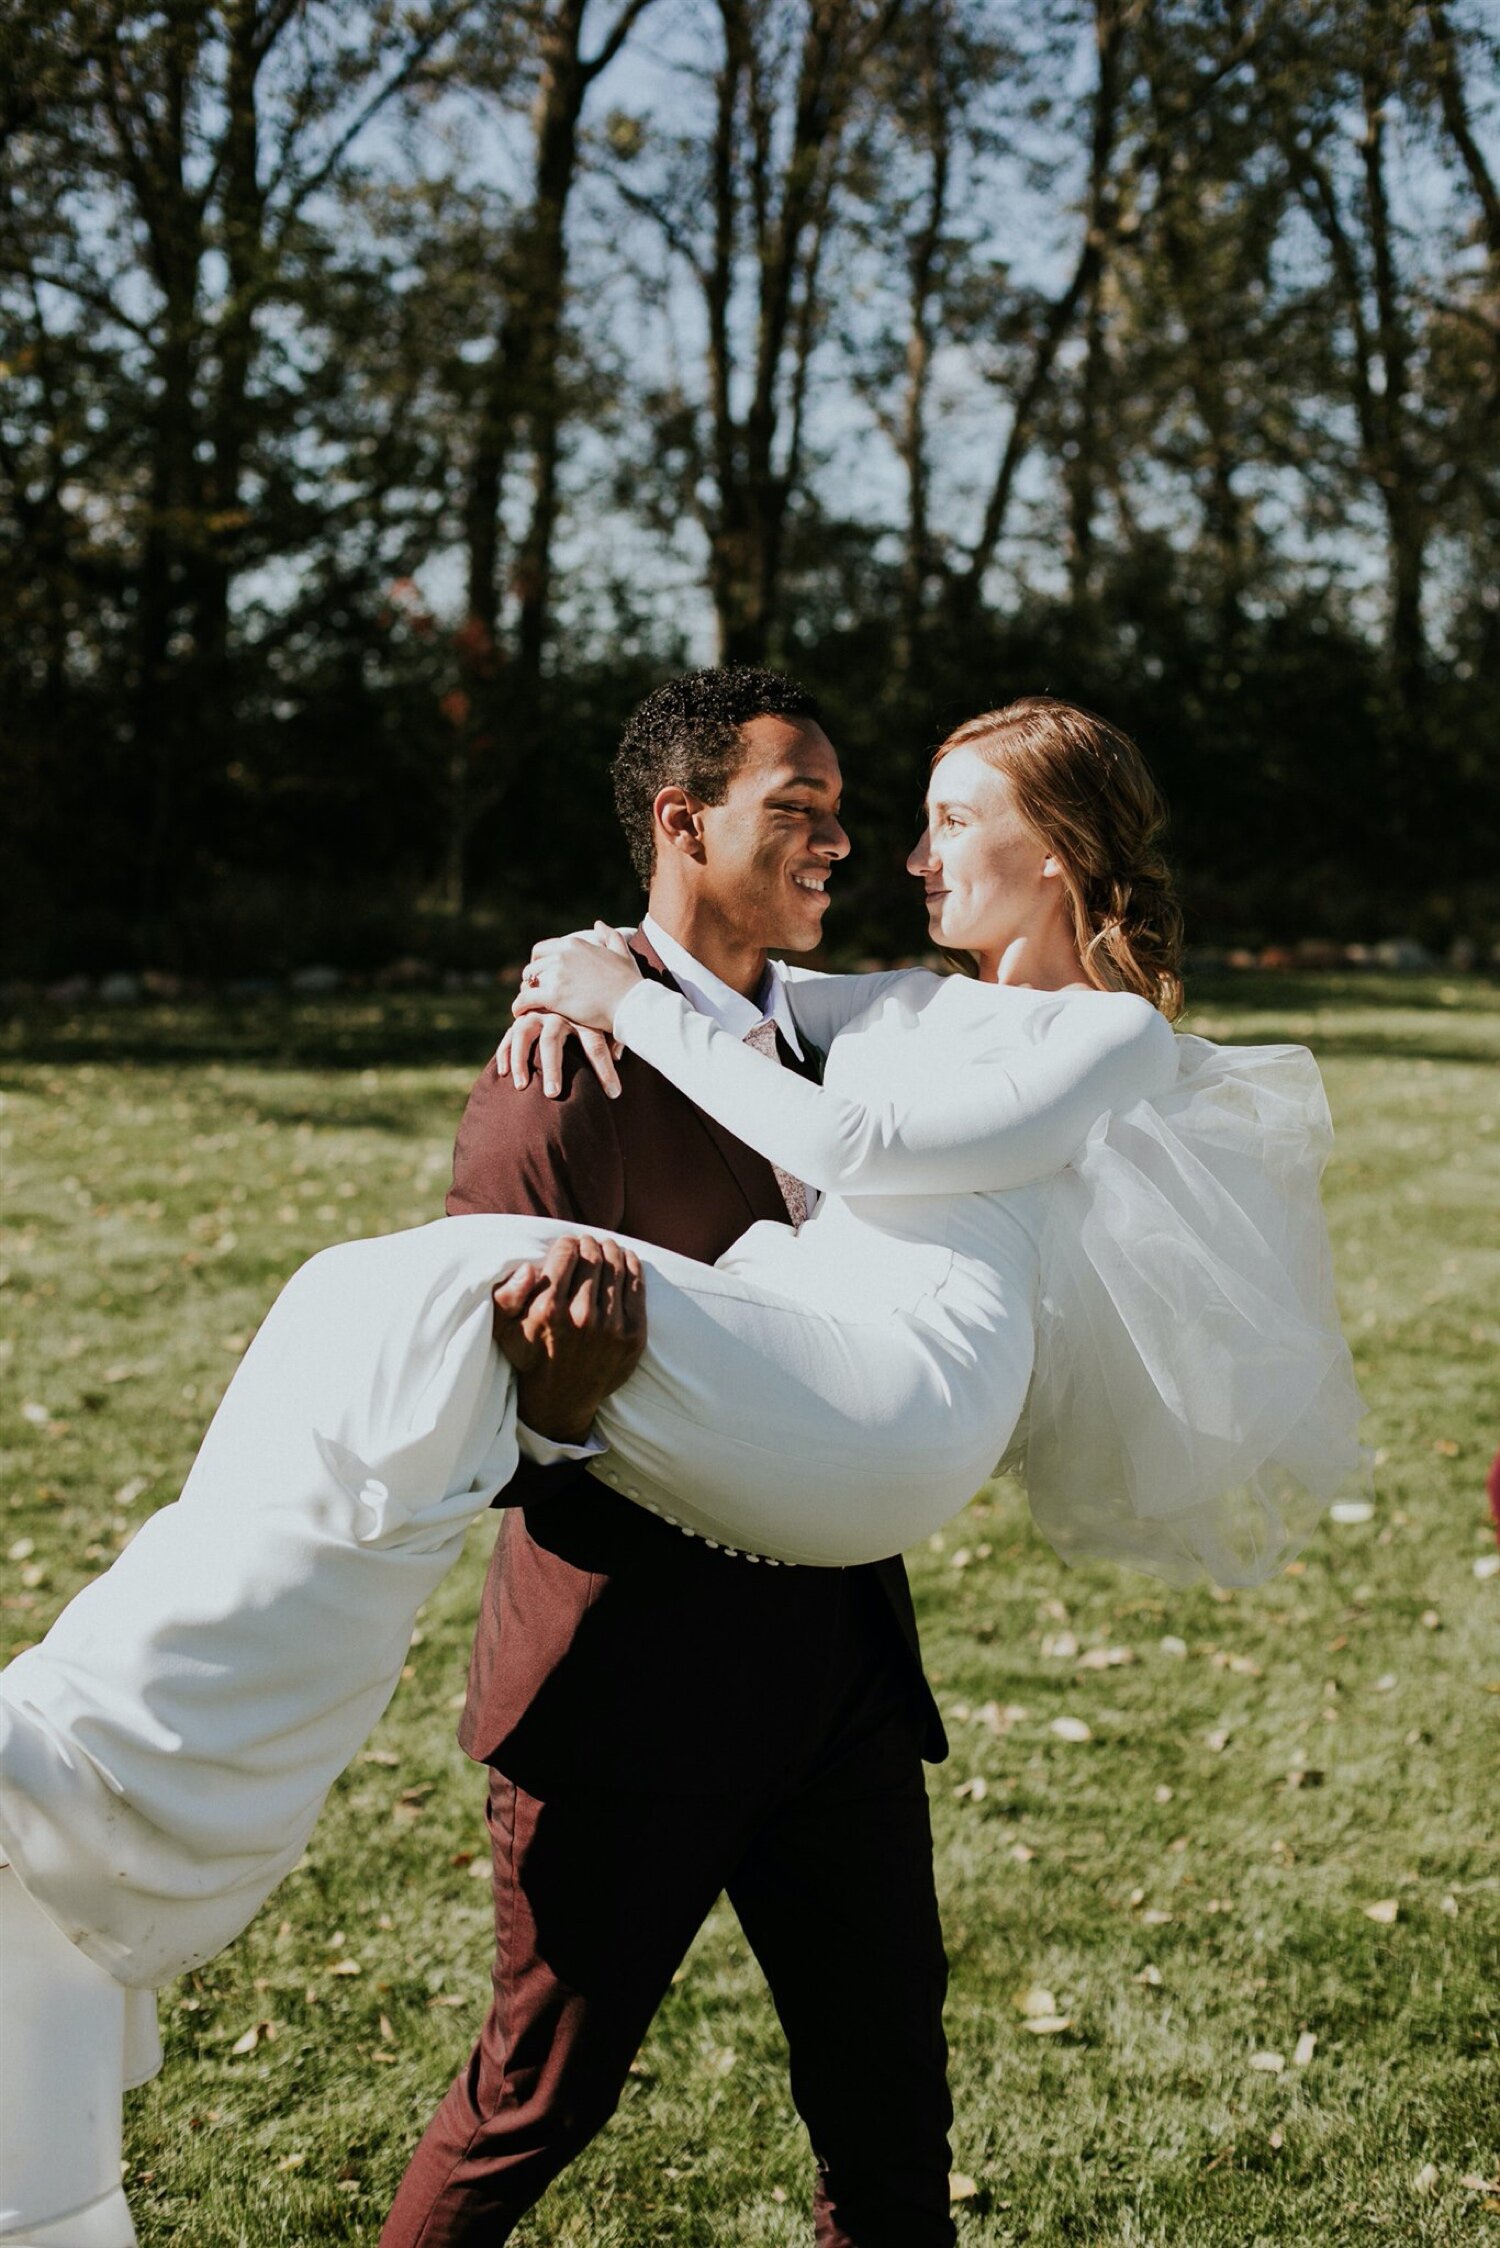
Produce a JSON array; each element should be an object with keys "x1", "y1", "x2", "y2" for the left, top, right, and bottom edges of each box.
[{"x1": 694, "y1": 717, "x2": 850, "y2": 953}]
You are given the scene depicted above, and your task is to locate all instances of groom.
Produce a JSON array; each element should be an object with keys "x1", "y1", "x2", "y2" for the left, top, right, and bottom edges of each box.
[{"x1": 382, "y1": 668, "x2": 955, "y2": 2247}]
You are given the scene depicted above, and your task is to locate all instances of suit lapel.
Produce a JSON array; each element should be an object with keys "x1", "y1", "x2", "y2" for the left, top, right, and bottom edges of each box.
[{"x1": 629, "y1": 929, "x2": 789, "y2": 1227}]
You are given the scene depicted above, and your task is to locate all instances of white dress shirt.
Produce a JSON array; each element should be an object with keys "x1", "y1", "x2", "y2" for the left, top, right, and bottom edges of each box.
[
  {"x1": 518, "y1": 917, "x2": 805, "y2": 1467},
  {"x1": 641, "y1": 914, "x2": 805, "y2": 1059}
]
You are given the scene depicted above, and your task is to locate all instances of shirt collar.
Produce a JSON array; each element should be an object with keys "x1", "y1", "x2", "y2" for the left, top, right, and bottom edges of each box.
[{"x1": 640, "y1": 913, "x2": 804, "y2": 1059}]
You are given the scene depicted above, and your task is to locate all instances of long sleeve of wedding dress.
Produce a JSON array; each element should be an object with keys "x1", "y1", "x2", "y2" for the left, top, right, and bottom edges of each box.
[{"x1": 611, "y1": 969, "x2": 1178, "y2": 1194}]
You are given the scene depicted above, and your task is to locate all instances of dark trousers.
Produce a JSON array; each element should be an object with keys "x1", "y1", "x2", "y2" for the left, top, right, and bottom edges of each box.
[{"x1": 381, "y1": 1590, "x2": 955, "y2": 2247}]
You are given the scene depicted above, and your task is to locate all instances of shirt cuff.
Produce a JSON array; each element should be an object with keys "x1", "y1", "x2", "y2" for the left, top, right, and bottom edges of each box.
[{"x1": 516, "y1": 1419, "x2": 608, "y2": 1468}]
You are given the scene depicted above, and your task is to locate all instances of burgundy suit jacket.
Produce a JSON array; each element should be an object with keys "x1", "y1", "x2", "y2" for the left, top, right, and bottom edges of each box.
[{"x1": 447, "y1": 932, "x2": 946, "y2": 1793}]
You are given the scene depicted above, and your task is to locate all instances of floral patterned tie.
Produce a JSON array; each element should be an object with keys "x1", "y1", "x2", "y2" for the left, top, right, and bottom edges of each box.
[{"x1": 741, "y1": 1018, "x2": 810, "y2": 1229}]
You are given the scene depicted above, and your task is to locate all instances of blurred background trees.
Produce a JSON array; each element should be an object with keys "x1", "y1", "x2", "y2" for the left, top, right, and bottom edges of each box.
[{"x1": 2, "y1": 0, "x2": 1496, "y2": 974}]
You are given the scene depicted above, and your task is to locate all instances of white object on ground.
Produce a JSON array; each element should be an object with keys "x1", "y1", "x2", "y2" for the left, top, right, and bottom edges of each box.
[{"x1": 0, "y1": 1860, "x2": 159, "y2": 2246}]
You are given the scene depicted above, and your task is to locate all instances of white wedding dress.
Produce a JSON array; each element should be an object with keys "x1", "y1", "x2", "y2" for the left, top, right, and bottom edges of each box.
[{"x1": 0, "y1": 966, "x2": 1363, "y2": 2241}]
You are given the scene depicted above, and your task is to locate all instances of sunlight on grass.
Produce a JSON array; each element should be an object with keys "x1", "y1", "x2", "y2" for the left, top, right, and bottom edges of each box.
[{"x1": 2, "y1": 977, "x2": 1496, "y2": 2244}]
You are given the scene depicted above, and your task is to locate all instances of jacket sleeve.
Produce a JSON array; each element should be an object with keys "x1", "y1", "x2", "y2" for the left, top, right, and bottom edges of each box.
[{"x1": 610, "y1": 977, "x2": 1178, "y2": 1198}]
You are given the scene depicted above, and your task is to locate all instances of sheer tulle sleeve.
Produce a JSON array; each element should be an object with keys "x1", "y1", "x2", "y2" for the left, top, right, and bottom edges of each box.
[{"x1": 1003, "y1": 1034, "x2": 1368, "y2": 1588}]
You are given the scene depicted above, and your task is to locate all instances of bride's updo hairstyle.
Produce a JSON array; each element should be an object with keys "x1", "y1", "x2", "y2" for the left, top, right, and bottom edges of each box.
[{"x1": 934, "y1": 695, "x2": 1185, "y2": 1020}]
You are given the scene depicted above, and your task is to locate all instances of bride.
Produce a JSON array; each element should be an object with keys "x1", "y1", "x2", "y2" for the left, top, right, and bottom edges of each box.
[{"x1": 0, "y1": 694, "x2": 1363, "y2": 2244}]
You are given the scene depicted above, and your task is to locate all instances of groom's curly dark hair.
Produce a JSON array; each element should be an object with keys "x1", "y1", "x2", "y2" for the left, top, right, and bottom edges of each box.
[{"x1": 612, "y1": 665, "x2": 824, "y2": 887}]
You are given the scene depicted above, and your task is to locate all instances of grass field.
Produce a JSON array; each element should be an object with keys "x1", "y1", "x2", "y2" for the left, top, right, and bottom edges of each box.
[{"x1": 2, "y1": 973, "x2": 1497, "y2": 2246}]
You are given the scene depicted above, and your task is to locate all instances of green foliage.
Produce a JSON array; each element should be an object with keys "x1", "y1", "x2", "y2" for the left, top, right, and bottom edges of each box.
[
  {"x1": 1, "y1": 976, "x2": 1495, "y2": 2242},
  {"x1": 1, "y1": 1, "x2": 1498, "y2": 966}
]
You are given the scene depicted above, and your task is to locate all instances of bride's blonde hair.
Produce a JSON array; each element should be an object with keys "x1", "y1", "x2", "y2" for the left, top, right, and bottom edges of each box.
[{"x1": 932, "y1": 695, "x2": 1185, "y2": 1020}]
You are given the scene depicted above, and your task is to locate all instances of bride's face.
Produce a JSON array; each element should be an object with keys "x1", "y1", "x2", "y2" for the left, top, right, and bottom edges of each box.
[{"x1": 907, "y1": 745, "x2": 1069, "y2": 977}]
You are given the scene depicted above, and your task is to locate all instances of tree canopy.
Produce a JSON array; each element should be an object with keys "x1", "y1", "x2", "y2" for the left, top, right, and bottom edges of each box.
[{"x1": 3, "y1": 0, "x2": 1497, "y2": 974}]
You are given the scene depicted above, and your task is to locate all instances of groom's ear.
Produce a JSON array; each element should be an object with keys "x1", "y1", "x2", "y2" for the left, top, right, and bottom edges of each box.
[{"x1": 653, "y1": 786, "x2": 708, "y2": 863}]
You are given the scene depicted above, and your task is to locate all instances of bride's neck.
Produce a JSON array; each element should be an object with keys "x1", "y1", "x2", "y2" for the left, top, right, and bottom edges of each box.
[{"x1": 976, "y1": 928, "x2": 1088, "y2": 990}]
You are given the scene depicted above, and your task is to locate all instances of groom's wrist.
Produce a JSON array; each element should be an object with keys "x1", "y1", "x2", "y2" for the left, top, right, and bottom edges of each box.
[{"x1": 515, "y1": 1369, "x2": 607, "y2": 1448}]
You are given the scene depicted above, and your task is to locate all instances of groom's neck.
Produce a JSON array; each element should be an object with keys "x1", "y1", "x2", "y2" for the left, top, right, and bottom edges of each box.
[{"x1": 645, "y1": 890, "x2": 769, "y2": 1002}]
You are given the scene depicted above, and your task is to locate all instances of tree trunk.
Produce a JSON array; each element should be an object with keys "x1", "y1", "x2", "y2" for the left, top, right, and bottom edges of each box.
[
  {"x1": 947, "y1": 0, "x2": 1124, "y2": 625},
  {"x1": 1064, "y1": 0, "x2": 1125, "y2": 621},
  {"x1": 111, "y1": 16, "x2": 208, "y2": 924},
  {"x1": 1425, "y1": 0, "x2": 1500, "y2": 263},
  {"x1": 895, "y1": 4, "x2": 950, "y2": 687},
  {"x1": 513, "y1": 0, "x2": 588, "y2": 688},
  {"x1": 1360, "y1": 63, "x2": 1427, "y2": 745},
  {"x1": 196, "y1": 0, "x2": 266, "y2": 701},
  {"x1": 705, "y1": 0, "x2": 857, "y2": 665}
]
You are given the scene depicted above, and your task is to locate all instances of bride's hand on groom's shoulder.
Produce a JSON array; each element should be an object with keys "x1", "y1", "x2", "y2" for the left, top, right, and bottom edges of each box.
[
  {"x1": 498, "y1": 1011, "x2": 623, "y2": 1100},
  {"x1": 498, "y1": 924, "x2": 637, "y2": 1097}
]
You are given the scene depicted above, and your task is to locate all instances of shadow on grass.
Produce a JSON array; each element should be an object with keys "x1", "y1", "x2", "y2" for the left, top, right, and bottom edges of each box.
[
  {"x1": 2, "y1": 972, "x2": 1497, "y2": 1075},
  {"x1": 0, "y1": 993, "x2": 504, "y2": 1072}
]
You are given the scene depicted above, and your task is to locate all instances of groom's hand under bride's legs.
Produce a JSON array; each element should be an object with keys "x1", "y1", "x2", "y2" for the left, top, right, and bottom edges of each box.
[{"x1": 492, "y1": 1234, "x2": 646, "y2": 1447}]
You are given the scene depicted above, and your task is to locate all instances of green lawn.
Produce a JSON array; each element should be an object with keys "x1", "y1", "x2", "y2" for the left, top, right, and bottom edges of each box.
[{"x1": 2, "y1": 975, "x2": 1496, "y2": 2246}]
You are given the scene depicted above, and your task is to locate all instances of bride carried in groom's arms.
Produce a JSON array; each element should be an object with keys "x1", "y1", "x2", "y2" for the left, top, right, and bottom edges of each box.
[{"x1": 0, "y1": 671, "x2": 1364, "y2": 2248}]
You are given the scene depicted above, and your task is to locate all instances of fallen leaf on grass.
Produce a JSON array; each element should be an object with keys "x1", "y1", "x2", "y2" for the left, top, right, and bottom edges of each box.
[
  {"x1": 359, "y1": 1749, "x2": 400, "y2": 1767},
  {"x1": 1474, "y1": 1555, "x2": 1500, "y2": 1583},
  {"x1": 1413, "y1": 2163, "x2": 1439, "y2": 2195},
  {"x1": 1432, "y1": 1438, "x2": 1460, "y2": 1457},
  {"x1": 1135, "y1": 1964, "x2": 1163, "y2": 1987},
  {"x1": 953, "y1": 1775, "x2": 988, "y2": 1802},
  {"x1": 1461, "y1": 2174, "x2": 1500, "y2": 2193},
  {"x1": 277, "y1": 2154, "x2": 305, "y2": 2172},
  {"x1": 1009, "y1": 1841, "x2": 1036, "y2": 1863},
  {"x1": 1021, "y1": 2015, "x2": 1073, "y2": 2035},
  {"x1": 1159, "y1": 1635, "x2": 1188, "y2": 1658},
  {"x1": 1362, "y1": 1898, "x2": 1400, "y2": 1924},
  {"x1": 975, "y1": 1699, "x2": 1027, "y2": 1733},
  {"x1": 326, "y1": 1958, "x2": 362, "y2": 1975},
  {"x1": 1330, "y1": 1500, "x2": 1373, "y2": 1526},
  {"x1": 1248, "y1": 2051, "x2": 1284, "y2": 2074},
  {"x1": 1293, "y1": 2031, "x2": 1318, "y2": 2066},
  {"x1": 1141, "y1": 1907, "x2": 1173, "y2": 1926},
  {"x1": 1049, "y1": 1716, "x2": 1092, "y2": 1743},
  {"x1": 949, "y1": 2173, "x2": 980, "y2": 2203},
  {"x1": 1014, "y1": 1986, "x2": 1058, "y2": 2016}
]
